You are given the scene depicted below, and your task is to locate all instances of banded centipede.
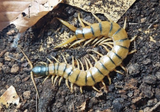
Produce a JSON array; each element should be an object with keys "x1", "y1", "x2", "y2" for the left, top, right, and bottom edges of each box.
[{"x1": 31, "y1": 13, "x2": 136, "y2": 93}]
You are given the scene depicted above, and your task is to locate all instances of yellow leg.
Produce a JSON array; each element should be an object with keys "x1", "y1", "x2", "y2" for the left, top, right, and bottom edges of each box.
[
  {"x1": 54, "y1": 35, "x2": 77, "y2": 48},
  {"x1": 57, "y1": 18, "x2": 77, "y2": 31},
  {"x1": 78, "y1": 13, "x2": 85, "y2": 27},
  {"x1": 91, "y1": 13, "x2": 102, "y2": 23}
]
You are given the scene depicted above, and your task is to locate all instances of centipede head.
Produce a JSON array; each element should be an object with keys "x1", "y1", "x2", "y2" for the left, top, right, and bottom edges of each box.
[{"x1": 32, "y1": 65, "x2": 49, "y2": 77}]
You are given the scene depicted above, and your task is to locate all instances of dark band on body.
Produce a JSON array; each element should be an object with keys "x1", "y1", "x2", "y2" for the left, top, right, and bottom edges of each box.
[
  {"x1": 108, "y1": 56, "x2": 116, "y2": 65},
  {"x1": 95, "y1": 66, "x2": 104, "y2": 76},
  {"x1": 99, "y1": 23, "x2": 102, "y2": 34},
  {"x1": 109, "y1": 23, "x2": 113, "y2": 33},
  {"x1": 90, "y1": 26, "x2": 95, "y2": 36}
]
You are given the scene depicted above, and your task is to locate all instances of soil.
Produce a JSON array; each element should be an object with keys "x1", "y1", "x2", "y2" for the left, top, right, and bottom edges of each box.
[{"x1": 0, "y1": 0, "x2": 160, "y2": 112}]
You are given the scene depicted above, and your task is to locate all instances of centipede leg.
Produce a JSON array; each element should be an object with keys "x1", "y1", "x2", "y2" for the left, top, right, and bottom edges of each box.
[
  {"x1": 57, "y1": 18, "x2": 77, "y2": 31},
  {"x1": 123, "y1": 17, "x2": 127, "y2": 29},
  {"x1": 101, "y1": 80, "x2": 106, "y2": 86},
  {"x1": 106, "y1": 75, "x2": 111, "y2": 85},
  {"x1": 65, "y1": 79, "x2": 70, "y2": 89},
  {"x1": 80, "y1": 86, "x2": 83, "y2": 93},
  {"x1": 92, "y1": 86, "x2": 100, "y2": 92},
  {"x1": 59, "y1": 77, "x2": 63, "y2": 86},
  {"x1": 114, "y1": 69, "x2": 124, "y2": 75},
  {"x1": 70, "y1": 83, "x2": 74, "y2": 93},
  {"x1": 54, "y1": 75, "x2": 59, "y2": 85},
  {"x1": 51, "y1": 75, "x2": 55, "y2": 85},
  {"x1": 42, "y1": 75, "x2": 51, "y2": 84},
  {"x1": 91, "y1": 13, "x2": 102, "y2": 23},
  {"x1": 120, "y1": 64, "x2": 127, "y2": 72},
  {"x1": 78, "y1": 13, "x2": 85, "y2": 27}
]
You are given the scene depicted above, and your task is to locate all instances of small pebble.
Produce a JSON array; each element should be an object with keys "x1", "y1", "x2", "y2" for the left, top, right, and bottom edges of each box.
[
  {"x1": 128, "y1": 63, "x2": 140, "y2": 76},
  {"x1": 4, "y1": 52, "x2": 11, "y2": 61},
  {"x1": 11, "y1": 64, "x2": 19, "y2": 74},
  {"x1": 112, "y1": 98, "x2": 124, "y2": 112},
  {"x1": 142, "y1": 58, "x2": 151, "y2": 65},
  {"x1": 155, "y1": 72, "x2": 160, "y2": 80},
  {"x1": 143, "y1": 75, "x2": 157, "y2": 84},
  {"x1": 2, "y1": 65, "x2": 10, "y2": 74},
  {"x1": 23, "y1": 91, "x2": 31, "y2": 100}
]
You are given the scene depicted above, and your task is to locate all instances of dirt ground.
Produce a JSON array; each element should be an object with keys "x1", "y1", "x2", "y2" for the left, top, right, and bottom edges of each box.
[{"x1": 0, "y1": 0, "x2": 160, "y2": 112}]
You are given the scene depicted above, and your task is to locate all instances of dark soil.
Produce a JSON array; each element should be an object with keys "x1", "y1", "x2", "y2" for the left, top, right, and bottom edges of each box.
[{"x1": 0, "y1": 0, "x2": 160, "y2": 112}]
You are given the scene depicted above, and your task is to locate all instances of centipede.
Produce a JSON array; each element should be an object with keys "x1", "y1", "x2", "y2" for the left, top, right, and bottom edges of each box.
[{"x1": 21, "y1": 13, "x2": 136, "y2": 96}]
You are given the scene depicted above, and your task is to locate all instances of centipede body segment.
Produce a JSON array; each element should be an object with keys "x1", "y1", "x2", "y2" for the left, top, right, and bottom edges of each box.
[{"x1": 32, "y1": 13, "x2": 135, "y2": 93}]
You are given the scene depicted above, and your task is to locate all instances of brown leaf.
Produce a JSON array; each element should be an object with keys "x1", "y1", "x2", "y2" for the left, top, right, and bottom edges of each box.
[
  {"x1": 0, "y1": 0, "x2": 31, "y2": 31},
  {"x1": 0, "y1": 0, "x2": 62, "y2": 32}
]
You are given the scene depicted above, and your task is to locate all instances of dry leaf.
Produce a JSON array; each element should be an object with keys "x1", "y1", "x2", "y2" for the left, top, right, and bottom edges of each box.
[
  {"x1": 0, "y1": 0, "x2": 31, "y2": 31},
  {"x1": 0, "y1": 85, "x2": 19, "y2": 109},
  {"x1": 66, "y1": 0, "x2": 136, "y2": 22},
  {"x1": 0, "y1": 0, "x2": 62, "y2": 32}
]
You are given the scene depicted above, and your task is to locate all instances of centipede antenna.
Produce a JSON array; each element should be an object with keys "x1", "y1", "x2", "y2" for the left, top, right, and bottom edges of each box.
[
  {"x1": 89, "y1": 54, "x2": 97, "y2": 63},
  {"x1": 65, "y1": 79, "x2": 70, "y2": 89},
  {"x1": 114, "y1": 69, "x2": 124, "y2": 75},
  {"x1": 83, "y1": 38, "x2": 94, "y2": 47},
  {"x1": 80, "y1": 86, "x2": 83, "y2": 93},
  {"x1": 120, "y1": 64, "x2": 127, "y2": 72},
  {"x1": 59, "y1": 77, "x2": 63, "y2": 86},
  {"x1": 46, "y1": 58, "x2": 53, "y2": 63},
  {"x1": 61, "y1": 54, "x2": 67, "y2": 63},
  {"x1": 84, "y1": 58, "x2": 89, "y2": 70},
  {"x1": 54, "y1": 75, "x2": 59, "y2": 85},
  {"x1": 54, "y1": 36, "x2": 77, "y2": 48},
  {"x1": 100, "y1": 45, "x2": 110, "y2": 52},
  {"x1": 89, "y1": 49, "x2": 103, "y2": 57},
  {"x1": 57, "y1": 18, "x2": 77, "y2": 31},
  {"x1": 78, "y1": 13, "x2": 85, "y2": 27},
  {"x1": 79, "y1": 59, "x2": 84, "y2": 70},
  {"x1": 91, "y1": 13, "x2": 102, "y2": 23},
  {"x1": 123, "y1": 17, "x2": 127, "y2": 29},
  {"x1": 51, "y1": 55, "x2": 59, "y2": 63},
  {"x1": 85, "y1": 57, "x2": 93, "y2": 68},
  {"x1": 92, "y1": 86, "x2": 100, "y2": 92},
  {"x1": 51, "y1": 75, "x2": 55, "y2": 85},
  {"x1": 18, "y1": 46, "x2": 40, "y2": 99},
  {"x1": 70, "y1": 83, "x2": 74, "y2": 93},
  {"x1": 69, "y1": 38, "x2": 86, "y2": 48}
]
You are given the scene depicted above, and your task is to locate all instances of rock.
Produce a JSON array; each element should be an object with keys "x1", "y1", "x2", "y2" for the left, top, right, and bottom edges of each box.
[
  {"x1": 11, "y1": 64, "x2": 19, "y2": 74},
  {"x1": 142, "y1": 58, "x2": 151, "y2": 65},
  {"x1": 112, "y1": 98, "x2": 124, "y2": 112},
  {"x1": 143, "y1": 75, "x2": 157, "y2": 84},
  {"x1": 4, "y1": 52, "x2": 11, "y2": 61},
  {"x1": 155, "y1": 72, "x2": 160, "y2": 80},
  {"x1": 2, "y1": 65, "x2": 10, "y2": 74},
  {"x1": 128, "y1": 63, "x2": 140, "y2": 76},
  {"x1": 23, "y1": 91, "x2": 31, "y2": 100}
]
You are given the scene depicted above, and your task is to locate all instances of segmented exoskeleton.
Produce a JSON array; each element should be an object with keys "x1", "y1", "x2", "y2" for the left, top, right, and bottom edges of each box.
[{"x1": 32, "y1": 13, "x2": 136, "y2": 93}]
